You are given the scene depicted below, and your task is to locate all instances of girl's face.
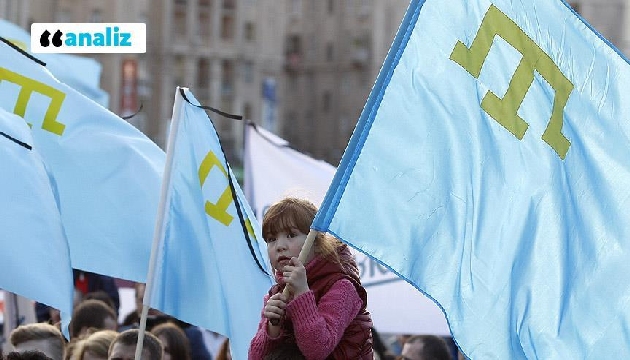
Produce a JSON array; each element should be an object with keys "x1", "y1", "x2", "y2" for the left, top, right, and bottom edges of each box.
[{"x1": 266, "y1": 226, "x2": 310, "y2": 272}]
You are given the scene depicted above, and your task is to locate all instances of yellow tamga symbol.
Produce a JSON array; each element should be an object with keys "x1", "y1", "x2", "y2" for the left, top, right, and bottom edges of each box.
[
  {"x1": 450, "y1": 5, "x2": 573, "y2": 159},
  {"x1": 0, "y1": 67, "x2": 66, "y2": 135},
  {"x1": 198, "y1": 150, "x2": 257, "y2": 239}
]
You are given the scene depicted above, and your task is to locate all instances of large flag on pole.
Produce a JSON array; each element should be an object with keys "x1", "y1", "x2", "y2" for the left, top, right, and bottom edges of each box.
[
  {"x1": 0, "y1": 38, "x2": 165, "y2": 282},
  {"x1": 0, "y1": 108, "x2": 73, "y2": 335},
  {"x1": 312, "y1": 0, "x2": 630, "y2": 359},
  {"x1": 147, "y1": 88, "x2": 273, "y2": 360},
  {"x1": 0, "y1": 19, "x2": 109, "y2": 107}
]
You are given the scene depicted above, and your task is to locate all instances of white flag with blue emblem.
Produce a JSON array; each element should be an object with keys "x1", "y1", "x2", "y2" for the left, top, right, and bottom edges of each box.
[
  {"x1": 0, "y1": 108, "x2": 74, "y2": 335},
  {"x1": 148, "y1": 88, "x2": 273, "y2": 360},
  {"x1": 312, "y1": 1, "x2": 630, "y2": 358},
  {"x1": 0, "y1": 38, "x2": 165, "y2": 282}
]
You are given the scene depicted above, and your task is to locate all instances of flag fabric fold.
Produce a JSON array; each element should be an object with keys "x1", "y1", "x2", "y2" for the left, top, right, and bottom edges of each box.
[
  {"x1": 0, "y1": 20, "x2": 109, "y2": 107},
  {"x1": 0, "y1": 108, "x2": 74, "y2": 335},
  {"x1": 149, "y1": 88, "x2": 273, "y2": 360},
  {"x1": 0, "y1": 38, "x2": 165, "y2": 282},
  {"x1": 312, "y1": 0, "x2": 630, "y2": 359}
]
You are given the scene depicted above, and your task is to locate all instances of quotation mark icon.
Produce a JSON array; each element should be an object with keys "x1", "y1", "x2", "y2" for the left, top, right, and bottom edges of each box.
[{"x1": 40, "y1": 30, "x2": 63, "y2": 47}]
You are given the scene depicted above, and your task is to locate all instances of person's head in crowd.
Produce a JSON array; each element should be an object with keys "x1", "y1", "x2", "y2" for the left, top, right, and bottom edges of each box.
[
  {"x1": 371, "y1": 327, "x2": 396, "y2": 360},
  {"x1": 107, "y1": 329, "x2": 162, "y2": 360},
  {"x1": 215, "y1": 338, "x2": 232, "y2": 360},
  {"x1": 9, "y1": 323, "x2": 65, "y2": 360},
  {"x1": 121, "y1": 283, "x2": 162, "y2": 330},
  {"x1": 63, "y1": 338, "x2": 78, "y2": 360},
  {"x1": 6, "y1": 351, "x2": 54, "y2": 360},
  {"x1": 83, "y1": 291, "x2": 117, "y2": 316},
  {"x1": 399, "y1": 335, "x2": 451, "y2": 360},
  {"x1": 150, "y1": 322, "x2": 191, "y2": 360},
  {"x1": 74, "y1": 330, "x2": 118, "y2": 360},
  {"x1": 70, "y1": 299, "x2": 117, "y2": 339}
]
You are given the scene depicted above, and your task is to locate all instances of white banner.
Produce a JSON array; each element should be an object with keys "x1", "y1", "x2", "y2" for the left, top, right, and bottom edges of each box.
[{"x1": 243, "y1": 123, "x2": 449, "y2": 335}]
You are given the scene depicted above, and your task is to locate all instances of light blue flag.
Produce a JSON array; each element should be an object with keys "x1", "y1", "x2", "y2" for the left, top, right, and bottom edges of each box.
[
  {"x1": 149, "y1": 88, "x2": 273, "y2": 360},
  {"x1": 0, "y1": 108, "x2": 74, "y2": 335},
  {"x1": 312, "y1": 1, "x2": 630, "y2": 359},
  {"x1": 0, "y1": 38, "x2": 165, "y2": 282},
  {"x1": 0, "y1": 20, "x2": 109, "y2": 107}
]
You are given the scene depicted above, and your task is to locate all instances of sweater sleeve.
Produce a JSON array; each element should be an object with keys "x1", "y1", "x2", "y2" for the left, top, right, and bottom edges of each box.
[
  {"x1": 248, "y1": 294, "x2": 285, "y2": 359},
  {"x1": 286, "y1": 278, "x2": 363, "y2": 360}
]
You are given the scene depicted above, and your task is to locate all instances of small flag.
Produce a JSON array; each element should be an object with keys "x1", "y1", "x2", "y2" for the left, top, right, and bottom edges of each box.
[
  {"x1": 149, "y1": 88, "x2": 273, "y2": 360},
  {"x1": 0, "y1": 108, "x2": 73, "y2": 336}
]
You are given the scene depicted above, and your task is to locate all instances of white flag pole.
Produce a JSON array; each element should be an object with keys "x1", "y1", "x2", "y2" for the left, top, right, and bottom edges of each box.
[{"x1": 135, "y1": 87, "x2": 184, "y2": 360}]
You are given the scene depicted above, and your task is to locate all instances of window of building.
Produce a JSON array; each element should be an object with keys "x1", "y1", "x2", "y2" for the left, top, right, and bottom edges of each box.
[
  {"x1": 222, "y1": 60, "x2": 234, "y2": 96},
  {"x1": 322, "y1": 91, "x2": 331, "y2": 112},
  {"x1": 197, "y1": 58, "x2": 210, "y2": 88},
  {"x1": 223, "y1": 0, "x2": 235, "y2": 10},
  {"x1": 326, "y1": 42, "x2": 334, "y2": 62},
  {"x1": 174, "y1": 8, "x2": 186, "y2": 36},
  {"x1": 174, "y1": 56, "x2": 186, "y2": 87},
  {"x1": 244, "y1": 103, "x2": 252, "y2": 121},
  {"x1": 198, "y1": 10, "x2": 211, "y2": 39},
  {"x1": 89, "y1": 9, "x2": 102, "y2": 23},
  {"x1": 221, "y1": 15, "x2": 235, "y2": 40},
  {"x1": 243, "y1": 61, "x2": 254, "y2": 83},
  {"x1": 244, "y1": 22, "x2": 255, "y2": 42},
  {"x1": 287, "y1": 35, "x2": 302, "y2": 54}
]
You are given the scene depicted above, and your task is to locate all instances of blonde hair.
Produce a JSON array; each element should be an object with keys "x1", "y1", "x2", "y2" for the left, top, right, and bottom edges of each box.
[
  {"x1": 262, "y1": 197, "x2": 340, "y2": 263},
  {"x1": 74, "y1": 330, "x2": 117, "y2": 360},
  {"x1": 9, "y1": 323, "x2": 65, "y2": 360}
]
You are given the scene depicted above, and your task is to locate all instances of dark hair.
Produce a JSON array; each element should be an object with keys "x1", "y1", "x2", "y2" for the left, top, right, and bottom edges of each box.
[
  {"x1": 150, "y1": 322, "x2": 191, "y2": 360},
  {"x1": 83, "y1": 291, "x2": 117, "y2": 314},
  {"x1": 6, "y1": 351, "x2": 53, "y2": 360},
  {"x1": 215, "y1": 338, "x2": 230, "y2": 360},
  {"x1": 109, "y1": 329, "x2": 162, "y2": 360},
  {"x1": 69, "y1": 299, "x2": 117, "y2": 339},
  {"x1": 403, "y1": 335, "x2": 451, "y2": 360},
  {"x1": 371, "y1": 327, "x2": 396, "y2": 360}
]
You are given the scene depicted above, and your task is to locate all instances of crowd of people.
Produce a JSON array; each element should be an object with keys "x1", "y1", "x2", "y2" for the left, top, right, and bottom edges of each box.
[
  {"x1": 2, "y1": 270, "x2": 230, "y2": 360},
  {"x1": 2, "y1": 198, "x2": 463, "y2": 360}
]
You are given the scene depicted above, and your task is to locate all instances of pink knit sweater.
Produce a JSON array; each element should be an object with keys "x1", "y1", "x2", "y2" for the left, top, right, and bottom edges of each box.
[{"x1": 248, "y1": 278, "x2": 363, "y2": 360}]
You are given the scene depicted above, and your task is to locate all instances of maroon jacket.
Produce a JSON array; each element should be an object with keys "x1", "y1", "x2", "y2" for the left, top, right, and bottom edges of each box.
[{"x1": 249, "y1": 244, "x2": 373, "y2": 360}]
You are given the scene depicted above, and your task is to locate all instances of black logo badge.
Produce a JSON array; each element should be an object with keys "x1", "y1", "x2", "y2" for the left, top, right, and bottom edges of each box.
[{"x1": 39, "y1": 29, "x2": 64, "y2": 47}]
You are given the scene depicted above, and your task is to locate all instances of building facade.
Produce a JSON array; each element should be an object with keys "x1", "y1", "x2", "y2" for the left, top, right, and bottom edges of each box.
[
  {"x1": 147, "y1": 0, "x2": 287, "y2": 163},
  {"x1": 1, "y1": 0, "x2": 629, "y2": 165},
  {"x1": 279, "y1": 0, "x2": 408, "y2": 164}
]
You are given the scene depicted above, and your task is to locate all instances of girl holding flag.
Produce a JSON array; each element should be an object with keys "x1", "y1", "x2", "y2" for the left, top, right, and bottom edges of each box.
[{"x1": 249, "y1": 198, "x2": 373, "y2": 359}]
